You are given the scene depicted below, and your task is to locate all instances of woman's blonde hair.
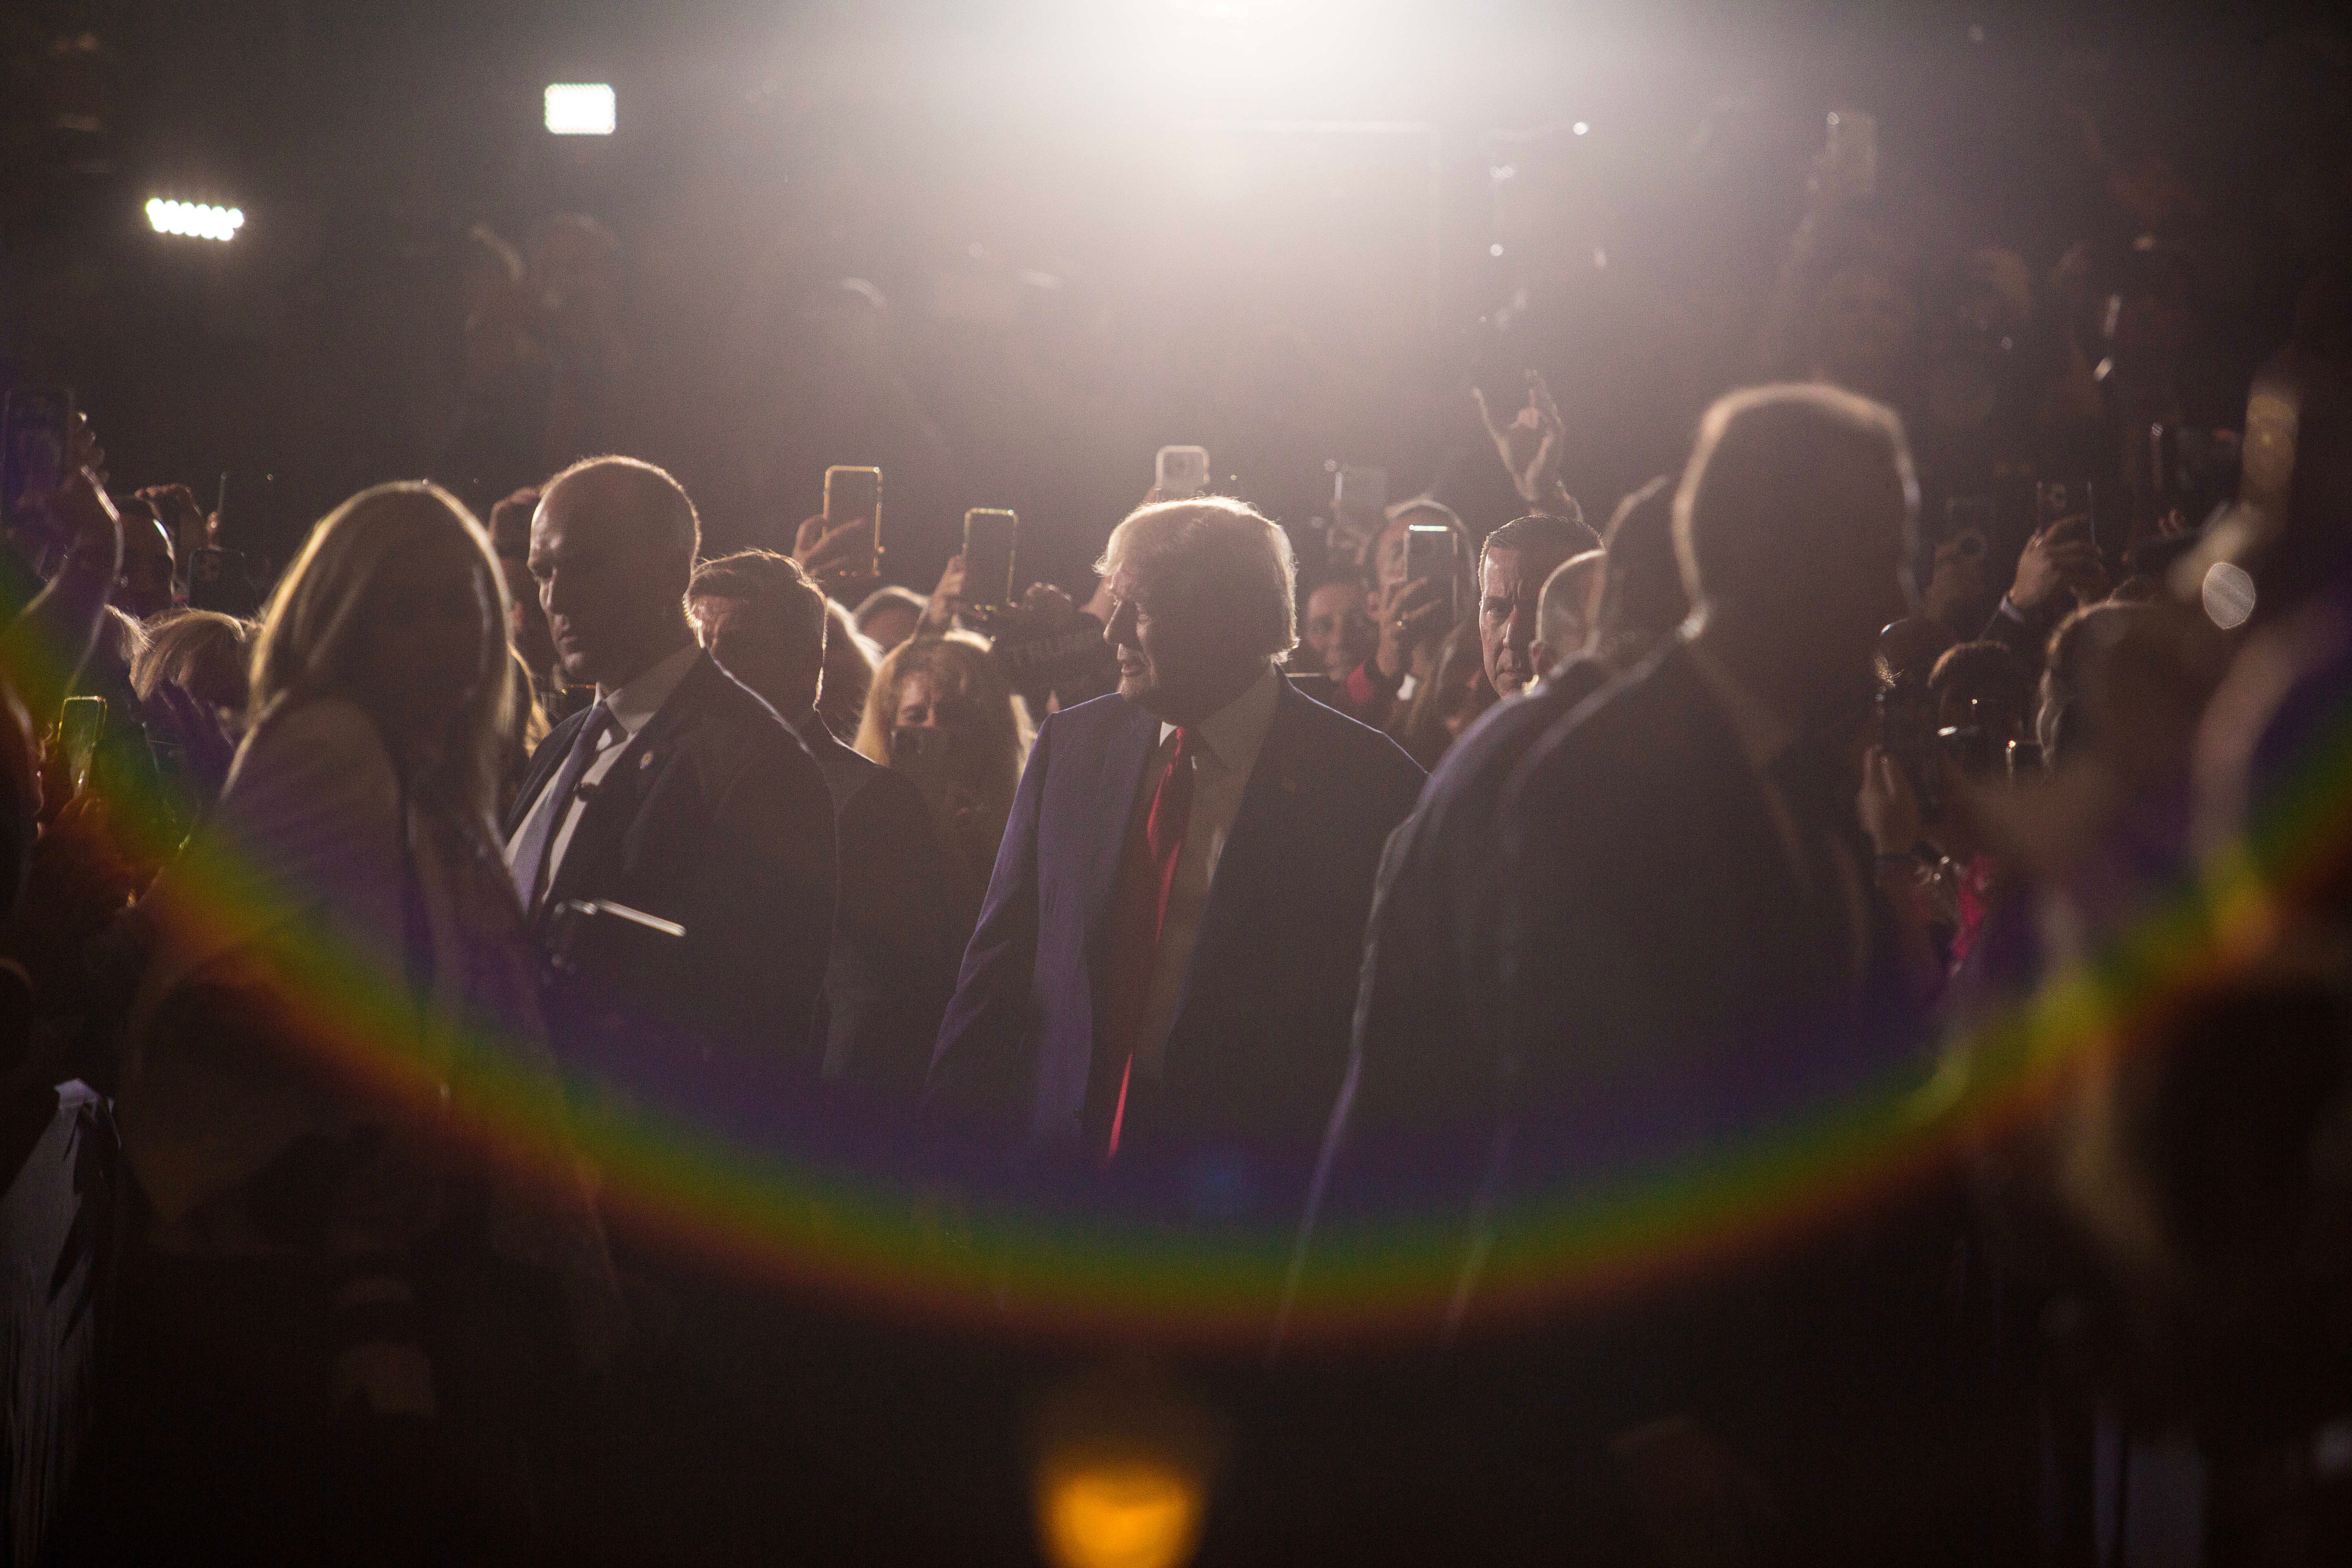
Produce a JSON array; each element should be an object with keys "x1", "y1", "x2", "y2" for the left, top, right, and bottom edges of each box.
[
  {"x1": 250, "y1": 481, "x2": 516, "y2": 824},
  {"x1": 855, "y1": 629, "x2": 1029, "y2": 816},
  {"x1": 132, "y1": 609, "x2": 254, "y2": 708}
]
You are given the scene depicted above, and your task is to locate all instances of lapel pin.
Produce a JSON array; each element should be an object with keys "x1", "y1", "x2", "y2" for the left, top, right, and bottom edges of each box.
[{"x1": 639, "y1": 751, "x2": 654, "y2": 770}]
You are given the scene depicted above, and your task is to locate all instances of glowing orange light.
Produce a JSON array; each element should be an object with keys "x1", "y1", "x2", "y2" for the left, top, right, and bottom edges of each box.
[{"x1": 1036, "y1": 1454, "x2": 1205, "y2": 1568}]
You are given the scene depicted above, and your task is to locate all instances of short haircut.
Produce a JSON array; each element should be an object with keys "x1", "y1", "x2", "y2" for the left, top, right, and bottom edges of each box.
[
  {"x1": 1673, "y1": 382, "x2": 1915, "y2": 612},
  {"x1": 853, "y1": 584, "x2": 927, "y2": 629},
  {"x1": 1536, "y1": 549, "x2": 1606, "y2": 654},
  {"x1": 1096, "y1": 496, "x2": 1297, "y2": 661},
  {"x1": 540, "y1": 455, "x2": 701, "y2": 566},
  {"x1": 487, "y1": 486, "x2": 540, "y2": 557},
  {"x1": 1478, "y1": 512, "x2": 1601, "y2": 584},
  {"x1": 688, "y1": 549, "x2": 828, "y2": 665},
  {"x1": 1593, "y1": 477, "x2": 1692, "y2": 667}
]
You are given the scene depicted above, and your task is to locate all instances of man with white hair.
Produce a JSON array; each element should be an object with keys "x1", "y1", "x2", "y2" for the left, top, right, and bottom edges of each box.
[{"x1": 929, "y1": 497, "x2": 1423, "y2": 1176}]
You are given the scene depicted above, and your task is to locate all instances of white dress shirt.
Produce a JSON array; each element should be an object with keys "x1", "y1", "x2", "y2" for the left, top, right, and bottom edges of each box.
[
  {"x1": 1131, "y1": 663, "x2": 1282, "y2": 1080},
  {"x1": 503, "y1": 642, "x2": 702, "y2": 895}
]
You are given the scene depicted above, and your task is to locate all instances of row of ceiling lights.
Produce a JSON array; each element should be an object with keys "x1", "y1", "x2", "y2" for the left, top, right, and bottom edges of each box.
[{"x1": 140, "y1": 83, "x2": 613, "y2": 246}]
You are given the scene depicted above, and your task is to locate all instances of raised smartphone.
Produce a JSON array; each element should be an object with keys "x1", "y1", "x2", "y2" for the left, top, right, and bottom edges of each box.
[
  {"x1": 59, "y1": 695, "x2": 106, "y2": 797},
  {"x1": 1406, "y1": 521, "x2": 1461, "y2": 622},
  {"x1": 2, "y1": 387, "x2": 74, "y2": 532},
  {"x1": 1155, "y1": 445, "x2": 1210, "y2": 499},
  {"x1": 823, "y1": 465, "x2": 883, "y2": 569},
  {"x1": 962, "y1": 508, "x2": 1019, "y2": 615}
]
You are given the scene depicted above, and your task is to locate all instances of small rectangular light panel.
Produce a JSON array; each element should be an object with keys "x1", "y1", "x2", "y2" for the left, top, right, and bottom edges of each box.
[{"x1": 545, "y1": 83, "x2": 615, "y2": 135}]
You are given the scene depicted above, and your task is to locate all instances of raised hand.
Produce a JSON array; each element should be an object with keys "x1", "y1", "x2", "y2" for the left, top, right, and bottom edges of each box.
[
  {"x1": 923, "y1": 554, "x2": 969, "y2": 634},
  {"x1": 1472, "y1": 369, "x2": 1573, "y2": 515},
  {"x1": 792, "y1": 514, "x2": 884, "y2": 603},
  {"x1": 2007, "y1": 513, "x2": 2106, "y2": 614},
  {"x1": 1373, "y1": 576, "x2": 1449, "y2": 681}
]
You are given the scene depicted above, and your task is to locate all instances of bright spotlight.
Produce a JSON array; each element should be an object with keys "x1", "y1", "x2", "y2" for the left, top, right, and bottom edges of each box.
[
  {"x1": 545, "y1": 83, "x2": 616, "y2": 135},
  {"x1": 1572, "y1": 121, "x2": 1590, "y2": 136},
  {"x1": 145, "y1": 198, "x2": 244, "y2": 242}
]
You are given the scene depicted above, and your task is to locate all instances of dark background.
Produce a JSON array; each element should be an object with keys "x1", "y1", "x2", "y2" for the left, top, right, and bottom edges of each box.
[{"x1": 2, "y1": 0, "x2": 2347, "y2": 590}]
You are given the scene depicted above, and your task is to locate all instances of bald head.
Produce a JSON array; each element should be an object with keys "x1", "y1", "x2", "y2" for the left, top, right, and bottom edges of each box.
[{"x1": 529, "y1": 456, "x2": 703, "y2": 690}]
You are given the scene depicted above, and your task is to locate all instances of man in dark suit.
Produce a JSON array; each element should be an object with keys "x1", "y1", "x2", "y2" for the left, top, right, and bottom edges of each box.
[
  {"x1": 1305, "y1": 481, "x2": 1688, "y2": 1215},
  {"x1": 503, "y1": 457, "x2": 835, "y2": 1126},
  {"x1": 1446, "y1": 385, "x2": 2015, "y2": 1559},
  {"x1": 929, "y1": 497, "x2": 1423, "y2": 1182},
  {"x1": 686, "y1": 548, "x2": 961, "y2": 1103},
  {"x1": 1494, "y1": 386, "x2": 1920, "y2": 1193}
]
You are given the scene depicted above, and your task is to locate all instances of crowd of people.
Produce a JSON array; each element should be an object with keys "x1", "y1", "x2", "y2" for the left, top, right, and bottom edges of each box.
[{"x1": 6, "y1": 84, "x2": 2352, "y2": 1568}]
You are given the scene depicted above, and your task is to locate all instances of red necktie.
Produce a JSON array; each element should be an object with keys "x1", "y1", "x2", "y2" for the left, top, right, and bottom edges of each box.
[{"x1": 1091, "y1": 727, "x2": 1194, "y2": 1160}]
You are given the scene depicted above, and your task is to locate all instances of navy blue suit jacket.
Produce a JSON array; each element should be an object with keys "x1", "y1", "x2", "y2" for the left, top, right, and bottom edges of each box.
[{"x1": 929, "y1": 675, "x2": 1423, "y2": 1156}]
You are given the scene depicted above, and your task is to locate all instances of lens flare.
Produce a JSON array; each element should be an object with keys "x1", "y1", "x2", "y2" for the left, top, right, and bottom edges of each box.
[{"x1": 26, "y1": 595, "x2": 2345, "y2": 1352}]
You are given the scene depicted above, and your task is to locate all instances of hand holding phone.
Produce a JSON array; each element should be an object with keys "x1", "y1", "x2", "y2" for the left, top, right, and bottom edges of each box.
[
  {"x1": 43, "y1": 457, "x2": 123, "y2": 581},
  {"x1": 793, "y1": 512, "x2": 881, "y2": 601},
  {"x1": 1155, "y1": 446, "x2": 1211, "y2": 500},
  {"x1": 1371, "y1": 577, "x2": 1449, "y2": 681},
  {"x1": 961, "y1": 509, "x2": 1019, "y2": 616},
  {"x1": 2, "y1": 389, "x2": 74, "y2": 533},
  {"x1": 2008, "y1": 498, "x2": 2105, "y2": 615},
  {"x1": 59, "y1": 695, "x2": 106, "y2": 798},
  {"x1": 820, "y1": 465, "x2": 883, "y2": 580}
]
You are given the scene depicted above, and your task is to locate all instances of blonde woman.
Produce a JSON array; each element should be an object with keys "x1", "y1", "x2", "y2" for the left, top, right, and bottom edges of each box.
[
  {"x1": 129, "y1": 608, "x2": 252, "y2": 801},
  {"x1": 105, "y1": 482, "x2": 619, "y2": 1556},
  {"x1": 854, "y1": 629, "x2": 1029, "y2": 891}
]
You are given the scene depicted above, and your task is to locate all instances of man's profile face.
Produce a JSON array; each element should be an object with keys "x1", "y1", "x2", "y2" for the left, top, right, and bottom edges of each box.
[
  {"x1": 1102, "y1": 561, "x2": 1228, "y2": 722},
  {"x1": 1302, "y1": 581, "x2": 1374, "y2": 682},
  {"x1": 528, "y1": 479, "x2": 676, "y2": 688},
  {"x1": 1479, "y1": 545, "x2": 1571, "y2": 698}
]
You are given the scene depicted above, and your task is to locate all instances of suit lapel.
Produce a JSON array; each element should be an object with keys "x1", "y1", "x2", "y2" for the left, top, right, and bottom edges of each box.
[
  {"x1": 1164, "y1": 677, "x2": 1308, "y2": 1039},
  {"x1": 505, "y1": 705, "x2": 590, "y2": 841},
  {"x1": 539, "y1": 652, "x2": 716, "y2": 917},
  {"x1": 1077, "y1": 700, "x2": 1163, "y2": 969}
]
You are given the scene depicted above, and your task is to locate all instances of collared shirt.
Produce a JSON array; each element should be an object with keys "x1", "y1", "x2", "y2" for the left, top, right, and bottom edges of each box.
[
  {"x1": 1132, "y1": 663, "x2": 1282, "y2": 1079},
  {"x1": 1684, "y1": 635, "x2": 1869, "y2": 993},
  {"x1": 504, "y1": 642, "x2": 702, "y2": 895}
]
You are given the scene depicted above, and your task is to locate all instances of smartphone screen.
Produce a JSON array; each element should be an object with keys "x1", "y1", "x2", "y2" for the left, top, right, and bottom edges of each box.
[
  {"x1": 1405, "y1": 522, "x2": 1459, "y2": 622},
  {"x1": 1403, "y1": 522, "x2": 1455, "y2": 585},
  {"x1": 1155, "y1": 445, "x2": 1210, "y2": 499},
  {"x1": 962, "y1": 508, "x2": 1018, "y2": 614},
  {"x1": 60, "y1": 695, "x2": 106, "y2": 796},
  {"x1": 2, "y1": 387, "x2": 74, "y2": 531},
  {"x1": 823, "y1": 466, "x2": 883, "y2": 563},
  {"x1": 2036, "y1": 478, "x2": 2098, "y2": 558}
]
